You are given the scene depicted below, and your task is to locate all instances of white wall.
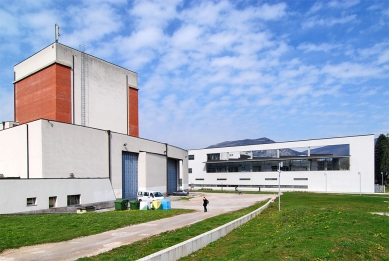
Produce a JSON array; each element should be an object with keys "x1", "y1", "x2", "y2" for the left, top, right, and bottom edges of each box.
[
  {"x1": 0, "y1": 125, "x2": 28, "y2": 178},
  {"x1": 0, "y1": 178, "x2": 115, "y2": 214},
  {"x1": 0, "y1": 119, "x2": 188, "y2": 213},
  {"x1": 14, "y1": 44, "x2": 56, "y2": 82},
  {"x1": 40, "y1": 120, "x2": 109, "y2": 178},
  {"x1": 56, "y1": 44, "x2": 138, "y2": 134},
  {"x1": 144, "y1": 153, "x2": 167, "y2": 192},
  {"x1": 188, "y1": 135, "x2": 375, "y2": 193}
]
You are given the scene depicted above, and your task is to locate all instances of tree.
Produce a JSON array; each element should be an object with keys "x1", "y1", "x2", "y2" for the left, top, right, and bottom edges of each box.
[{"x1": 375, "y1": 134, "x2": 389, "y2": 184}]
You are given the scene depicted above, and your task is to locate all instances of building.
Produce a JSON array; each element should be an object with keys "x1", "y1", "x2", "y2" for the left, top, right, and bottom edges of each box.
[
  {"x1": 0, "y1": 42, "x2": 188, "y2": 215},
  {"x1": 188, "y1": 135, "x2": 374, "y2": 193}
]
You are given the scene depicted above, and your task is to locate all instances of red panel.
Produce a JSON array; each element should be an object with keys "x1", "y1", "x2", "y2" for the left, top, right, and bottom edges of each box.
[
  {"x1": 128, "y1": 88, "x2": 139, "y2": 137},
  {"x1": 15, "y1": 64, "x2": 71, "y2": 124}
]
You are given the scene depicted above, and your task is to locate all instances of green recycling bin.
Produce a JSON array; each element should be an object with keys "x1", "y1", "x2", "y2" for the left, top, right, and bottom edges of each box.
[
  {"x1": 114, "y1": 199, "x2": 129, "y2": 210},
  {"x1": 129, "y1": 200, "x2": 140, "y2": 210}
]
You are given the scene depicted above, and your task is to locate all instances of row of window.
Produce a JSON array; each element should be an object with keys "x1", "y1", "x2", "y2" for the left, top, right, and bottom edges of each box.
[
  {"x1": 205, "y1": 158, "x2": 349, "y2": 173},
  {"x1": 26, "y1": 195, "x2": 80, "y2": 207},
  {"x1": 195, "y1": 178, "x2": 309, "y2": 181},
  {"x1": 190, "y1": 184, "x2": 308, "y2": 189}
]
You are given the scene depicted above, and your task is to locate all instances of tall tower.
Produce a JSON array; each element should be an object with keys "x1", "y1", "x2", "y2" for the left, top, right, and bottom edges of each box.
[{"x1": 13, "y1": 42, "x2": 139, "y2": 136}]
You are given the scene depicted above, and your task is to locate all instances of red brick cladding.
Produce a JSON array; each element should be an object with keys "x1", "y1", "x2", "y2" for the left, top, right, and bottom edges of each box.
[
  {"x1": 15, "y1": 63, "x2": 71, "y2": 124},
  {"x1": 128, "y1": 87, "x2": 139, "y2": 137}
]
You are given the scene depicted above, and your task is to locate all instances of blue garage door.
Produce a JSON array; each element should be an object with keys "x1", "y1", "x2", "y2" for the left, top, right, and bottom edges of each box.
[
  {"x1": 122, "y1": 152, "x2": 138, "y2": 200},
  {"x1": 167, "y1": 158, "x2": 178, "y2": 195}
]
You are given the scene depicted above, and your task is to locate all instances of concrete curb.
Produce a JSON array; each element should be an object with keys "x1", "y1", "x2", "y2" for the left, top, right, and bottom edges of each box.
[{"x1": 137, "y1": 199, "x2": 273, "y2": 261}]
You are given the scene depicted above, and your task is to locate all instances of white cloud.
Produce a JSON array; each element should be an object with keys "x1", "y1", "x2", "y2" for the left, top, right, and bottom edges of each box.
[
  {"x1": 0, "y1": 9, "x2": 19, "y2": 36},
  {"x1": 297, "y1": 42, "x2": 340, "y2": 52},
  {"x1": 327, "y1": 0, "x2": 360, "y2": 9},
  {"x1": 306, "y1": 2, "x2": 323, "y2": 15},
  {"x1": 63, "y1": 4, "x2": 123, "y2": 46},
  {"x1": 171, "y1": 25, "x2": 203, "y2": 50},
  {"x1": 321, "y1": 62, "x2": 383, "y2": 78},
  {"x1": 377, "y1": 50, "x2": 389, "y2": 64},
  {"x1": 0, "y1": 87, "x2": 13, "y2": 122},
  {"x1": 303, "y1": 14, "x2": 356, "y2": 28},
  {"x1": 255, "y1": 3, "x2": 287, "y2": 20}
]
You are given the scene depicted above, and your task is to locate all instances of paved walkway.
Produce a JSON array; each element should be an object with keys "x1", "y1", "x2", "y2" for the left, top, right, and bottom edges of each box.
[{"x1": 0, "y1": 193, "x2": 274, "y2": 261}]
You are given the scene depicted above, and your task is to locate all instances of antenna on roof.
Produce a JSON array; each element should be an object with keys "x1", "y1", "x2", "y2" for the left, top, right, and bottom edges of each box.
[{"x1": 55, "y1": 24, "x2": 60, "y2": 43}]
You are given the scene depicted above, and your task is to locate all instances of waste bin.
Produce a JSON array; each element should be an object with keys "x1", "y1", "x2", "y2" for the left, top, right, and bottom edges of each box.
[
  {"x1": 129, "y1": 200, "x2": 140, "y2": 210},
  {"x1": 161, "y1": 198, "x2": 171, "y2": 210},
  {"x1": 114, "y1": 199, "x2": 129, "y2": 210}
]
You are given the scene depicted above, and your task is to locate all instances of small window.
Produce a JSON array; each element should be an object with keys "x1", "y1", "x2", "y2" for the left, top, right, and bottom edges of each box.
[
  {"x1": 49, "y1": 196, "x2": 57, "y2": 208},
  {"x1": 207, "y1": 153, "x2": 220, "y2": 161},
  {"x1": 265, "y1": 178, "x2": 277, "y2": 180},
  {"x1": 240, "y1": 178, "x2": 250, "y2": 180},
  {"x1": 217, "y1": 178, "x2": 227, "y2": 180},
  {"x1": 144, "y1": 192, "x2": 149, "y2": 196},
  {"x1": 67, "y1": 195, "x2": 80, "y2": 206},
  {"x1": 188, "y1": 168, "x2": 192, "y2": 173},
  {"x1": 27, "y1": 197, "x2": 37, "y2": 206},
  {"x1": 294, "y1": 178, "x2": 308, "y2": 180},
  {"x1": 195, "y1": 178, "x2": 204, "y2": 180},
  {"x1": 138, "y1": 191, "x2": 143, "y2": 196},
  {"x1": 188, "y1": 155, "x2": 194, "y2": 160}
]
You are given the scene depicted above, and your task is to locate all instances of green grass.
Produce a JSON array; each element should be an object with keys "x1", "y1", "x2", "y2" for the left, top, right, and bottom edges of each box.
[
  {"x1": 78, "y1": 201, "x2": 269, "y2": 261},
  {"x1": 0, "y1": 209, "x2": 192, "y2": 253},
  {"x1": 181, "y1": 193, "x2": 389, "y2": 261}
]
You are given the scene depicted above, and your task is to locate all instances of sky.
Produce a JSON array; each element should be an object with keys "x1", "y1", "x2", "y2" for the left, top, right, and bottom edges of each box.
[{"x1": 0, "y1": 0, "x2": 388, "y2": 150}]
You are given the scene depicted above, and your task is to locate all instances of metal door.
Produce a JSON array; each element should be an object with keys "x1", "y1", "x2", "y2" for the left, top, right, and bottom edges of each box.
[
  {"x1": 122, "y1": 152, "x2": 138, "y2": 200},
  {"x1": 167, "y1": 158, "x2": 178, "y2": 195}
]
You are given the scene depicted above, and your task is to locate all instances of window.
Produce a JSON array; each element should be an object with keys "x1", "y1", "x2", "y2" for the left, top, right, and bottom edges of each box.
[
  {"x1": 207, "y1": 153, "x2": 220, "y2": 161},
  {"x1": 188, "y1": 155, "x2": 194, "y2": 160},
  {"x1": 188, "y1": 168, "x2": 192, "y2": 173},
  {"x1": 67, "y1": 195, "x2": 80, "y2": 206},
  {"x1": 240, "y1": 178, "x2": 250, "y2": 180},
  {"x1": 144, "y1": 192, "x2": 149, "y2": 196},
  {"x1": 49, "y1": 196, "x2": 57, "y2": 208},
  {"x1": 217, "y1": 178, "x2": 227, "y2": 180},
  {"x1": 294, "y1": 178, "x2": 308, "y2": 180},
  {"x1": 195, "y1": 178, "x2": 204, "y2": 180},
  {"x1": 27, "y1": 197, "x2": 37, "y2": 206},
  {"x1": 265, "y1": 178, "x2": 277, "y2": 180}
]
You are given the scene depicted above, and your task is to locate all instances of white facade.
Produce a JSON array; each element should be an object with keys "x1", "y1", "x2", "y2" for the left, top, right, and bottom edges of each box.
[
  {"x1": 14, "y1": 43, "x2": 138, "y2": 134},
  {"x1": 188, "y1": 135, "x2": 374, "y2": 193},
  {"x1": 0, "y1": 120, "x2": 188, "y2": 214}
]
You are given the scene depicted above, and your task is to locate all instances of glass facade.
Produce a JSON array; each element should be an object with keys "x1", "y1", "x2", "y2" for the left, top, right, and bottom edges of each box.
[{"x1": 206, "y1": 157, "x2": 349, "y2": 173}]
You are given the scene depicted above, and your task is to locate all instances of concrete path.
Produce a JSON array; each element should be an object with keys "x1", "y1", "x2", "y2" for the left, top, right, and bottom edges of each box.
[{"x1": 0, "y1": 193, "x2": 274, "y2": 261}]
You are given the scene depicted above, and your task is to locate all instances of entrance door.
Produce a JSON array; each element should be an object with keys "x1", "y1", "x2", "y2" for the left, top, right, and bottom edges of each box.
[
  {"x1": 167, "y1": 158, "x2": 178, "y2": 195},
  {"x1": 122, "y1": 152, "x2": 138, "y2": 200}
]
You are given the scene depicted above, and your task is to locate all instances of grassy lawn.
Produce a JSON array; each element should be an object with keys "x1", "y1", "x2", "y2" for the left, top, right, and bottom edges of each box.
[
  {"x1": 78, "y1": 201, "x2": 269, "y2": 261},
  {"x1": 181, "y1": 193, "x2": 389, "y2": 261},
  {"x1": 0, "y1": 209, "x2": 192, "y2": 253}
]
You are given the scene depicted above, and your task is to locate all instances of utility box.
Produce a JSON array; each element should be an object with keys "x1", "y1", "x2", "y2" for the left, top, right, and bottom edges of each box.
[{"x1": 114, "y1": 199, "x2": 129, "y2": 210}]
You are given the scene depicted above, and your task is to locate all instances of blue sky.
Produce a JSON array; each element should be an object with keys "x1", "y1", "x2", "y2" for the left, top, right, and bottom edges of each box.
[{"x1": 0, "y1": 0, "x2": 388, "y2": 149}]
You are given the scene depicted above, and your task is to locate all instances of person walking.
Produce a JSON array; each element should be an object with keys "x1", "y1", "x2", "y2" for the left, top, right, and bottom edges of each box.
[{"x1": 203, "y1": 197, "x2": 209, "y2": 212}]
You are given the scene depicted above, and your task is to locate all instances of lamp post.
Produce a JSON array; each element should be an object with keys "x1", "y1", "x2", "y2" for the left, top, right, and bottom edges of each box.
[
  {"x1": 278, "y1": 162, "x2": 283, "y2": 212},
  {"x1": 382, "y1": 172, "x2": 384, "y2": 193},
  {"x1": 358, "y1": 172, "x2": 361, "y2": 195},
  {"x1": 324, "y1": 173, "x2": 327, "y2": 193}
]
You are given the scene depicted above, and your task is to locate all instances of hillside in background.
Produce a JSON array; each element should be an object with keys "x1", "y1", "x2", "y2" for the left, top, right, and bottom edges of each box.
[
  {"x1": 206, "y1": 137, "x2": 301, "y2": 157},
  {"x1": 206, "y1": 137, "x2": 275, "y2": 148},
  {"x1": 306, "y1": 145, "x2": 350, "y2": 156}
]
